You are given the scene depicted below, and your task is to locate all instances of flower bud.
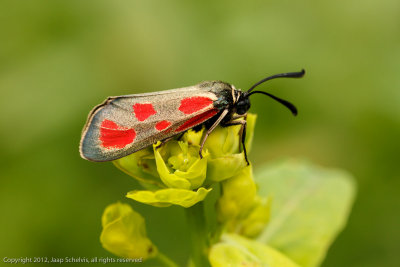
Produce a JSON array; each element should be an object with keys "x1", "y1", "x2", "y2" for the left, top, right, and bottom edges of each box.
[
  {"x1": 239, "y1": 197, "x2": 271, "y2": 238},
  {"x1": 154, "y1": 140, "x2": 208, "y2": 190},
  {"x1": 113, "y1": 147, "x2": 163, "y2": 189},
  {"x1": 100, "y1": 202, "x2": 157, "y2": 259},
  {"x1": 216, "y1": 166, "x2": 257, "y2": 229},
  {"x1": 205, "y1": 114, "x2": 257, "y2": 182},
  {"x1": 216, "y1": 164, "x2": 272, "y2": 237}
]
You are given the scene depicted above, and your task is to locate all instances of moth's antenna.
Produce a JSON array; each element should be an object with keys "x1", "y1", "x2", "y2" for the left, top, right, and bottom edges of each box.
[
  {"x1": 247, "y1": 90, "x2": 298, "y2": 116},
  {"x1": 247, "y1": 69, "x2": 305, "y2": 93}
]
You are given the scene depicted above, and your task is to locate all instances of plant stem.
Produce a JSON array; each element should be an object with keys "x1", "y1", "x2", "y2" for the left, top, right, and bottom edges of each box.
[
  {"x1": 185, "y1": 202, "x2": 211, "y2": 267},
  {"x1": 156, "y1": 252, "x2": 179, "y2": 267}
]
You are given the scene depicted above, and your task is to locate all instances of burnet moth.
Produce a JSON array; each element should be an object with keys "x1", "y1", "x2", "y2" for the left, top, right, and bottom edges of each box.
[{"x1": 79, "y1": 70, "x2": 305, "y2": 163}]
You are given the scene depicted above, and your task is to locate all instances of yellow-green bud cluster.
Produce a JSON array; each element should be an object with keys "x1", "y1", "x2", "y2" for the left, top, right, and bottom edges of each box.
[
  {"x1": 100, "y1": 113, "x2": 272, "y2": 262},
  {"x1": 113, "y1": 113, "x2": 257, "y2": 208}
]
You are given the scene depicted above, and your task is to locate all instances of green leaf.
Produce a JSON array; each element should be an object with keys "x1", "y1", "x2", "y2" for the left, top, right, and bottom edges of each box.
[
  {"x1": 209, "y1": 233, "x2": 300, "y2": 267},
  {"x1": 126, "y1": 187, "x2": 212, "y2": 208},
  {"x1": 255, "y1": 159, "x2": 356, "y2": 267}
]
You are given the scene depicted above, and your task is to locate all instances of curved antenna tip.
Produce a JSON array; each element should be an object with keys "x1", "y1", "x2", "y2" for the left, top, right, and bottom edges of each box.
[
  {"x1": 292, "y1": 107, "x2": 298, "y2": 116},
  {"x1": 247, "y1": 69, "x2": 306, "y2": 93},
  {"x1": 291, "y1": 69, "x2": 306, "y2": 78}
]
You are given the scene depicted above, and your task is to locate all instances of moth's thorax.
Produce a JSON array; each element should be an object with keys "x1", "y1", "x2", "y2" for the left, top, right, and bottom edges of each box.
[
  {"x1": 231, "y1": 85, "x2": 242, "y2": 104},
  {"x1": 198, "y1": 80, "x2": 235, "y2": 110}
]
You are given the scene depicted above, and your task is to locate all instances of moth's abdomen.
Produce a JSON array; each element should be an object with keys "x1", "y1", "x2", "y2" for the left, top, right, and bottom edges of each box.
[{"x1": 175, "y1": 109, "x2": 219, "y2": 132}]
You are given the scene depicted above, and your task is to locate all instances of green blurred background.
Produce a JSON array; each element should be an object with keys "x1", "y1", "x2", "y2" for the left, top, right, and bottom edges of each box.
[{"x1": 0, "y1": 0, "x2": 399, "y2": 266}]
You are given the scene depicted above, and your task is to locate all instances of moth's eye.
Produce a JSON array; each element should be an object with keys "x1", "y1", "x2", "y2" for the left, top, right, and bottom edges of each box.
[{"x1": 236, "y1": 104, "x2": 246, "y2": 115}]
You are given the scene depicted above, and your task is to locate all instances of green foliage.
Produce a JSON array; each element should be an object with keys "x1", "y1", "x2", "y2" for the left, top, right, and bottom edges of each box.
[
  {"x1": 99, "y1": 115, "x2": 355, "y2": 267},
  {"x1": 209, "y1": 234, "x2": 300, "y2": 267},
  {"x1": 255, "y1": 160, "x2": 356, "y2": 267},
  {"x1": 207, "y1": 160, "x2": 356, "y2": 267}
]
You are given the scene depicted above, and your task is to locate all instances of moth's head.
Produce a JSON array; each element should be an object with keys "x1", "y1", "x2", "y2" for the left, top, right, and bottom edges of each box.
[{"x1": 236, "y1": 92, "x2": 251, "y2": 115}]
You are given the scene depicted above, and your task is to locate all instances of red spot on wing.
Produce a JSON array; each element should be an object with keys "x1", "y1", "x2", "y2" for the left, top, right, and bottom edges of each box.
[
  {"x1": 155, "y1": 120, "x2": 171, "y2": 131},
  {"x1": 99, "y1": 119, "x2": 136, "y2": 149},
  {"x1": 133, "y1": 103, "x2": 157, "y2": 121},
  {"x1": 179, "y1": 96, "x2": 213, "y2": 114},
  {"x1": 175, "y1": 109, "x2": 218, "y2": 132}
]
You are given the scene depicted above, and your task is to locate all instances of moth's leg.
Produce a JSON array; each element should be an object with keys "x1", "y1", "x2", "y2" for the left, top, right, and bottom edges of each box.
[
  {"x1": 231, "y1": 113, "x2": 247, "y2": 121},
  {"x1": 199, "y1": 109, "x2": 229, "y2": 158},
  {"x1": 155, "y1": 131, "x2": 187, "y2": 149},
  {"x1": 223, "y1": 119, "x2": 249, "y2": 165},
  {"x1": 228, "y1": 113, "x2": 247, "y2": 148},
  {"x1": 154, "y1": 135, "x2": 177, "y2": 149}
]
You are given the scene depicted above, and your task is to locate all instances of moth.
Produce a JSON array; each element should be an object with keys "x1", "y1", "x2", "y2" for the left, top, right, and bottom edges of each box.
[{"x1": 80, "y1": 70, "x2": 305, "y2": 163}]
